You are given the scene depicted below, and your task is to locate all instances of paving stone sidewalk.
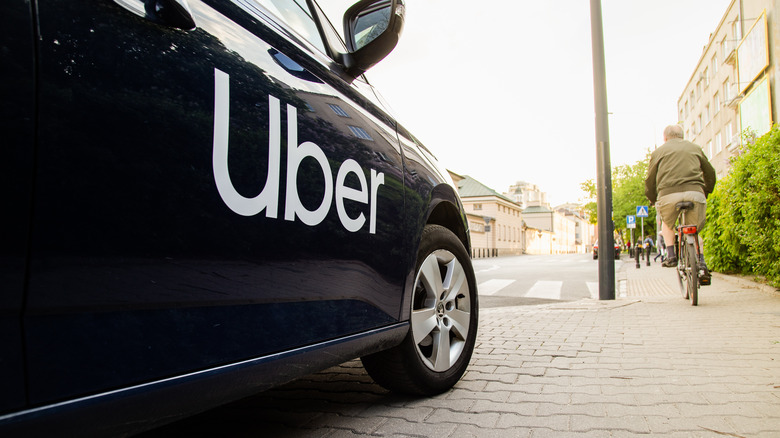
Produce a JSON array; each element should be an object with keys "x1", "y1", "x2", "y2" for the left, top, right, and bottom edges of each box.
[{"x1": 143, "y1": 263, "x2": 780, "y2": 437}]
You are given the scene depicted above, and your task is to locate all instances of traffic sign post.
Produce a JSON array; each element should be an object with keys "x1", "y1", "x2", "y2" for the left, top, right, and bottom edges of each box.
[
  {"x1": 636, "y1": 206, "x2": 648, "y2": 260},
  {"x1": 626, "y1": 215, "x2": 638, "y2": 267}
]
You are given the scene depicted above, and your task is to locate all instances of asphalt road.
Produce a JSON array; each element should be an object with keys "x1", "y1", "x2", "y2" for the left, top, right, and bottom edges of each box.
[{"x1": 476, "y1": 254, "x2": 625, "y2": 308}]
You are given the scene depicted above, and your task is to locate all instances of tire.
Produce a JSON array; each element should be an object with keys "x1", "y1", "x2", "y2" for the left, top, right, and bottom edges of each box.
[
  {"x1": 685, "y1": 241, "x2": 698, "y2": 306},
  {"x1": 677, "y1": 244, "x2": 688, "y2": 299},
  {"x1": 361, "y1": 224, "x2": 478, "y2": 395}
]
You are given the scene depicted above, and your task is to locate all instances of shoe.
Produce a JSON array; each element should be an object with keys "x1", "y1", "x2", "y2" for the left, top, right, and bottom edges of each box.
[
  {"x1": 661, "y1": 256, "x2": 677, "y2": 268},
  {"x1": 699, "y1": 263, "x2": 712, "y2": 286}
]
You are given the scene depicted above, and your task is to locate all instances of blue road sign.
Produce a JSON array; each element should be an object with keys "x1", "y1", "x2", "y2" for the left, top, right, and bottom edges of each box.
[
  {"x1": 636, "y1": 205, "x2": 649, "y2": 217},
  {"x1": 627, "y1": 215, "x2": 636, "y2": 228}
]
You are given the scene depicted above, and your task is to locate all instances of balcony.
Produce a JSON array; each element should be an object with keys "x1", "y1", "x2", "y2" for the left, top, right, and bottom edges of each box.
[
  {"x1": 724, "y1": 39, "x2": 737, "y2": 65},
  {"x1": 726, "y1": 92, "x2": 743, "y2": 108}
]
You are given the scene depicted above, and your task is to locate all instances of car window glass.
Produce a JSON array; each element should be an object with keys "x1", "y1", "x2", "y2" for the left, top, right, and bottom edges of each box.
[
  {"x1": 309, "y1": 0, "x2": 348, "y2": 53},
  {"x1": 256, "y1": 0, "x2": 327, "y2": 53}
]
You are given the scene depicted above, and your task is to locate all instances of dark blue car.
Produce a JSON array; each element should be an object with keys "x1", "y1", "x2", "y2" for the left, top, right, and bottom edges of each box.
[{"x1": 0, "y1": 0, "x2": 478, "y2": 435}]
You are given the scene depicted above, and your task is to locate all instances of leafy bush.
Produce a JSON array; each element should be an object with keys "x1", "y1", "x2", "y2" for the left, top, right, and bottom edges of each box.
[
  {"x1": 702, "y1": 173, "x2": 746, "y2": 273},
  {"x1": 703, "y1": 127, "x2": 780, "y2": 287}
]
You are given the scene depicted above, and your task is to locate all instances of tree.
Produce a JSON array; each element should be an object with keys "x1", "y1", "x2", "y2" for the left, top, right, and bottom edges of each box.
[
  {"x1": 581, "y1": 152, "x2": 656, "y2": 244},
  {"x1": 579, "y1": 179, "x2": 597, "y2": 225}
]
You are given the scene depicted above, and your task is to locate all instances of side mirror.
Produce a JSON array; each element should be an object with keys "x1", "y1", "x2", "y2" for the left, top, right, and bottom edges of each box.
[{"x1": 343, "y1": 0, "x2": 404, "y2": 78}]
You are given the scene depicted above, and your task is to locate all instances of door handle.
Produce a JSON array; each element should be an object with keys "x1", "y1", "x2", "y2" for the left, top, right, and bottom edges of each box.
[{"x1": 114, "y1": 0, "x2": 196, "y2": 30}]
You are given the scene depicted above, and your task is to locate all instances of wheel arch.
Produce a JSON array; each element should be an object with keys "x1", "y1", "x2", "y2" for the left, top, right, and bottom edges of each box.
[
  {"x1": 425, "y1": 184, "x2": 471, "y2": 254},
  {"x1": 398, "y1": 183, "x2": 472, "y2": 322}
]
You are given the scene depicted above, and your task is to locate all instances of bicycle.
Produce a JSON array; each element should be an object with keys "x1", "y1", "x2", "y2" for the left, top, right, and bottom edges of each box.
[{"x1": 673, "y1": 201, "x2": 709, "y2": 306}]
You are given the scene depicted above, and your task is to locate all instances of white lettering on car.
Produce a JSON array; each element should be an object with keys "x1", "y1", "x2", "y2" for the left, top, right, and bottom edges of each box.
[{"x1": 212, "y1": 68, "x2": 385, "y2": 234}]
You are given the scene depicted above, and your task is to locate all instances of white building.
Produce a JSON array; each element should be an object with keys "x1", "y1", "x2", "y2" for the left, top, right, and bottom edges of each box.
[{"x1": 679, "y1": 0, "x2": 778, "y2": 177}]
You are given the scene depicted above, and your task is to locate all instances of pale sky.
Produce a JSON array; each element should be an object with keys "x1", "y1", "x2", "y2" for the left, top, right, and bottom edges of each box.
[{"x1": 323, "y1": 0, "x2": 733, "y2": 205}]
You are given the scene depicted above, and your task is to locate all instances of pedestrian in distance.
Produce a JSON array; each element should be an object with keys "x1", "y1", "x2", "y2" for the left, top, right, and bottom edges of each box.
[
  {"x1": 643, "y1": 235, "x2": 654, "y2": 260},
  {"x1": 644, "y1": 124, "x2": 716, "y2": 284},
  {"x1": 654, "y1": 234, "x2": 666, "y2": 262}
]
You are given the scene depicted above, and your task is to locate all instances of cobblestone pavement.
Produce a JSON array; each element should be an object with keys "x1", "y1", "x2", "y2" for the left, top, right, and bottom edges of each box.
[{"x1": 144, "y1": 262, "x2": 780, "y2": 437}]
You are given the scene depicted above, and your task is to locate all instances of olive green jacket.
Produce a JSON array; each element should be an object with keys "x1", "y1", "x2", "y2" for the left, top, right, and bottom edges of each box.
[{"x1": 644, "y1": 138, "x2": 717, "y2": 204}]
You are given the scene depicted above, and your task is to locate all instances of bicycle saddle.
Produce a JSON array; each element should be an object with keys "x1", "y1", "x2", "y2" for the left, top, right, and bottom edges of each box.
[{"x1": 676, "y1": 201, "x2": 694, "y2": 210}]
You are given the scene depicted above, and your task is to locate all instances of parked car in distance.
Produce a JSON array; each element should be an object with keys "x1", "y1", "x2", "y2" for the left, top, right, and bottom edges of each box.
[
  {"x1": 592, "y1": 240, "x2": 621, "y2": 260},
  {"x1": 0, "y1": 0, "x2": 479, "y2": 436}
]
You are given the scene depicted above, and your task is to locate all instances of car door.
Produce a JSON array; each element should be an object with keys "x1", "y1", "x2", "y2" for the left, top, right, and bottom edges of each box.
[
  {"x1": 25, "y1": 0, "x2": 406, "y2": 405},
  {"x1": 0, "y1": 0, "x2": 35, "y2": 414}
]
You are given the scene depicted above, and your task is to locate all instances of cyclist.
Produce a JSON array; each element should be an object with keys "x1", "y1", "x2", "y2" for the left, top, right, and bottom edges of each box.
[{"x1": 644, "y1": 125, "x2": 716, "y2": 283}]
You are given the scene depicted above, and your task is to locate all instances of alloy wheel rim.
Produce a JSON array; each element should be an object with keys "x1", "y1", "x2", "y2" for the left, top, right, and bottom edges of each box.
[{"x1": 410, "y1": 250, "x2": 471, "y2": 372}]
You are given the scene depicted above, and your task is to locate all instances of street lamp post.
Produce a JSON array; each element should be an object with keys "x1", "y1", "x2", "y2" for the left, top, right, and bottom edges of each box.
[{"x1": 590, "y1": 0, "x2": 615, "y2": 300}]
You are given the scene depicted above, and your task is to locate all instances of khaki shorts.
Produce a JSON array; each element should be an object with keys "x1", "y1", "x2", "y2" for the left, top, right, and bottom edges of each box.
[{"x1": 656, "y1": 191, "x2": 707, "y2": 230}]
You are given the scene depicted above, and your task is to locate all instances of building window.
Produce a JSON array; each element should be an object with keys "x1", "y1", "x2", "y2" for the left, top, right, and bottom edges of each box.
[
  {"x1": 713, "y1": 92, "x2": 720, "y2": 115},
  {"x1": 725, "y1": 123, "x2": 733, "y2": 146},
  {"x1": 711, "y1": 53, "x2": 718, "y2": 75},
  {"x1": 348, "y1": 125, "x2": 373, "y2": 140},
  {"x1": 696, "y1": 114, "x2": 702, "y2": 134},
  {"x1": 732, "y1": 20, "x2": 741, "y2": 41},
  {"x1": 690, "y1": 89, "x2": 695, "y2": 103},
  {"x1": 715, "y1": 131, "x2": 722, "y2": 154},
  {"x1": 684, "y1": 100, "x2": 689, "y2": 118},
  {"x1": 706, "y1": 140, "x2": 713, "y2": 158},
  {"x1": 704, "y1": 105, "x2": 710, "y2": 125},
  {"x1": 696, "y1": 81, "x2": 702, "y2": 98},
  {"x1": 328, "y1": 103, "x2": 350, "y2": 117},
  {"x1": 703, "y1": 67, "x2": 709, "y2": 87},
  {"x1": 474, "y1": 204, "x2": 482, "y2": 211},
  {"x1": 723, "y1": 79, "x2": 731, "y2": 101}
]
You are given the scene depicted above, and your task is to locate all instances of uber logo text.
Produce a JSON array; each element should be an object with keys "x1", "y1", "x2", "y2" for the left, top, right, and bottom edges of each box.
[{"x1": 213, "y1": 68, "x2": 385, "y2": 234}]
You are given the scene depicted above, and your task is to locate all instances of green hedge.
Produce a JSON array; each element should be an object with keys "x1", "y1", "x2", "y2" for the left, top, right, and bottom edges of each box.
[{"x1": 702, "y1": 127, "x2": 780, "y2": 287}]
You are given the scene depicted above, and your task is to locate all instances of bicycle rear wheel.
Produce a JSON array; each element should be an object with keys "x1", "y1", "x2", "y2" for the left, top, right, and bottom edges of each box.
[
  {"x1": 677, "y1": 243, "x2": 688, "y2": 299},
  {"x1": 685, "y1": 241, "x2": 698, "y2": 306}
]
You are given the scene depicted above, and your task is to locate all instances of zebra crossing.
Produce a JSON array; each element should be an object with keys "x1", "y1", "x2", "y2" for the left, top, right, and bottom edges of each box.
[
  {"x1": 472, "y1": 255, "x2": 614, "y2": 302},
  {"x1": 477, "y1": 278, "x2": 600, "y2": 300}
]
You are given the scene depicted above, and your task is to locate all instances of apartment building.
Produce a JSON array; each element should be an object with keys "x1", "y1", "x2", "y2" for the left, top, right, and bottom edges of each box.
[
  {"x1": 455, "y1": 175, "x2": 526, "y2": 257},
  {"x1": 523, "y1": 205, "x2": 579, "y2": 255},
  {"x1": 448, "y1": 172, "x2": 583, "y2": 256},
  {"x1": 505, "y1": 181, "x2": 548, "y2": 209},
  {"x1": 679, "y1": 0, "x2": 778, "y2": 177},
  {"x1": 556, "y1": 203, "x2": 596, "y2": 254}
]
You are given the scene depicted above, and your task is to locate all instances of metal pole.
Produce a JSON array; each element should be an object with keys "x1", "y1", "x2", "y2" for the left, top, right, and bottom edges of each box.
[
  {"x1": 590, "y1": 0, "x2": 615, "y2": 300},
  {"x1": 640, "y1": 216, "x2": 644, "y2": 258}
]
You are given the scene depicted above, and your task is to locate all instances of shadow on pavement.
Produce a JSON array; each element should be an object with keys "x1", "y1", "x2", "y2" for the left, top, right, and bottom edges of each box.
[{"x1": 479, "y1": 295, "x2": 565, "y2": 308}]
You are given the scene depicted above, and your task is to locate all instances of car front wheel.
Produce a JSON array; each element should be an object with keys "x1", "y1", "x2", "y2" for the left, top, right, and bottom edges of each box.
[{"x1": 361, "y1": 224, "x2": 478, "y2": 395}]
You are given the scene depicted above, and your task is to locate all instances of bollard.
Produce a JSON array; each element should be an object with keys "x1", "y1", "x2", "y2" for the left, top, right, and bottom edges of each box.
[
  {"x1": 646, "y1": 247, "x2": 651, "y2": 266},
  {"x1": 635, "y1": 245, "x2": 641, "y2": 269}
]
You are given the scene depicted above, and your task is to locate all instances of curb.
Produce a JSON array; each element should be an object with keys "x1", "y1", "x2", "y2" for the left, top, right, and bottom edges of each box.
[{"x1": 713, "y1": 271, "x2": 779, "y2": 295}]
